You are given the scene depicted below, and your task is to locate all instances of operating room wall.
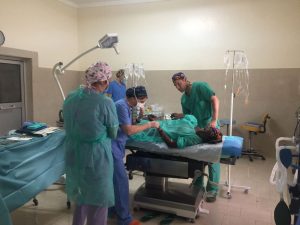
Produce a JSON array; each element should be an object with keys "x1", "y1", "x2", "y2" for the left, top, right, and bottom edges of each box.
[
  {"x1": 0, "y1": 0, "x2": 79, "y2": 69},
  {"x1": 77, "y1": 0, "x2": 300, "y2": 70}
]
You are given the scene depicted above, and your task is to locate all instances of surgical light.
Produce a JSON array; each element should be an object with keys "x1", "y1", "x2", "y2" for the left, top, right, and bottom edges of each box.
[{"x1": 53, "y1": 33, "x2": 119, "y2": 100}]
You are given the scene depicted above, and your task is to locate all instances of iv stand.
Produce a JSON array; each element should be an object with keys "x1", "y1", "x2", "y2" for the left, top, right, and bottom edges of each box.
[
  {"x1": 227, "y1": 49, "x2": 244, "y2": 136},
  {"x1": 222, "y1": 50, "x2": 251, "y2": 199}
]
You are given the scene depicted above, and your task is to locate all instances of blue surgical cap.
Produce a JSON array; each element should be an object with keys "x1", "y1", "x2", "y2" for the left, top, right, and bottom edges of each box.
[{"x1": 126, "y1": 86, "x2": 148, "y2": 98}]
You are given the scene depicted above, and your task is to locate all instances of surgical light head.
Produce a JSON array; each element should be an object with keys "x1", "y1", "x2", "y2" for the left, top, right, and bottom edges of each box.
[
  {"x1": 97, "y1": 33, "x2": 119, "y2": 55},
  {"x1": 53, "y1": 33, "x2": 119, "y2": 100}
]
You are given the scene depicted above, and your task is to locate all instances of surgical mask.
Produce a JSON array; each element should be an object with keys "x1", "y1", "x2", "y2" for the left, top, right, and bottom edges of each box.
[{"x1": 137, "y1": 101, "x2": 145, "y2": 109}]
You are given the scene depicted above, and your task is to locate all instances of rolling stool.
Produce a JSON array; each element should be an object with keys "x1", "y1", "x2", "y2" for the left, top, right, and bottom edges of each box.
[{"x1": 241, "y1": 113, "x2": 271, "y2": 161}]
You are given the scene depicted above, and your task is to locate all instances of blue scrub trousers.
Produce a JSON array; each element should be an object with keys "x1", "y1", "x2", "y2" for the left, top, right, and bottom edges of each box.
[{"x1": 110, "y1": 155, "x2": 132, "y2": 225}]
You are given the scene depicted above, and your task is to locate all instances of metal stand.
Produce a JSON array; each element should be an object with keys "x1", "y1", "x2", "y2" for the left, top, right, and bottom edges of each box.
[
  {"x1": 222, "y1": 163, "x2": 251, "y2": 199},
  {"x1": 133, "y1": 176, "x2": 205, "y2": 222},
  {"x1": 242, "y1": 131, "x2": 266, "y2": 161},
  {"x1": 221, "y1": 51, "x2": 251, "y2": 198}
]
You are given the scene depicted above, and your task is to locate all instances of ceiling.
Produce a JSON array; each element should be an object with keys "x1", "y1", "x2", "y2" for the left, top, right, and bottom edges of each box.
[{"x1": 58, "y1": 0, "x2": 168, "y2": 8}]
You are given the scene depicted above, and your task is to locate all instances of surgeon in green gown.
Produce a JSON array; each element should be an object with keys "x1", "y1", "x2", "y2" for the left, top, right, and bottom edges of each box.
[
  {"x1": 171, "y1": 72, "x2": 220, "y2": 203},
  {"x1": 63, "y1": 61, "x2": 119, "y2": 225}
]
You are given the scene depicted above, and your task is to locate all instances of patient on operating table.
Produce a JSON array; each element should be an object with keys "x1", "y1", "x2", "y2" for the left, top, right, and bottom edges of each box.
[{"x1": 130, "y1": 114, "x2": 222, "y2": 149}]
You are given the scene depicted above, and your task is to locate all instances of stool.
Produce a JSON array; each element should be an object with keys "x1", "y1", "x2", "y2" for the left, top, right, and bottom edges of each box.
[{"x1": 241, "y1": 114, "x2": 271, "y2": 161}]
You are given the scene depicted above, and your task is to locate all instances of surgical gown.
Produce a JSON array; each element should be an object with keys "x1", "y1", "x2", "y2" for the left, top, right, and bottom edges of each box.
[
  {"x1": 181, "y1": 82, "x2": 216, "y2": 128},
  {"x1": 63, "y1": 87, "x2": 119, "y2": 207},
  {"x1": 181, "y1": 82, "x2": 220, "y2": 193}
]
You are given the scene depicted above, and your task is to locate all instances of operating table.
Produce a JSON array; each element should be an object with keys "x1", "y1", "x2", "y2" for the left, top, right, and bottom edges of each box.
[
  {"x1": 125, "y1": 135, "x2": 243, "y2": 222},
  {"x1": 0, "y1": 131, "x2": 65, "y2": 225}
]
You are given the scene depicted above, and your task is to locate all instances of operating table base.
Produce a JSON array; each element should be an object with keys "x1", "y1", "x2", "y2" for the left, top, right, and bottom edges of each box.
[{"x1": 133, "y1": 181, "x2": 204, "y2": 222}]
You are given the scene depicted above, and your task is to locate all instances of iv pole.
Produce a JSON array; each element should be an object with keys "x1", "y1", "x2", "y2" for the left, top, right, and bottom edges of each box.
[
  {"x1": 223, "y1": 50, "x2": 251, "y2": 198},
  {"x1": 53, "y1": 33, "x2": 119, "y2": 101},
  {"x1": 226, "y1": 49, "x2": 244, "y2": 136}
]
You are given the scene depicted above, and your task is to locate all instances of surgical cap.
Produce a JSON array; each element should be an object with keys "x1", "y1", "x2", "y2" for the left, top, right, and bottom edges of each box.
[
  {"x1": 116, "y1": 69, "x2": 125, "y2": 78},
  {"x1": 171, "y1": 72, "x2": 186, "y2": 82},
  {"x1": 126, "y1": 86, "x2": 148, "y2": 98},
  {"x1": 85, "y1": 61, "x2": 112, "y2": 88}
]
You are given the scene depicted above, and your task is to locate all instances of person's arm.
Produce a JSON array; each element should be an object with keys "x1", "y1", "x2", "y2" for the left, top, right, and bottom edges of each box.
[
  {"x1": 121, "y1": 121, "x2": 159, "y2": 136},
  {"x1": 210, "y1": 95, "x2": 219, "y2": 128},
  {"x1": 157, "y1": 127, "x2": 177, "y2": 148}
]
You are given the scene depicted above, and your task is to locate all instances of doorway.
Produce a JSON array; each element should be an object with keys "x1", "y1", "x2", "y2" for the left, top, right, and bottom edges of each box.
[{"x1": 0, "y1": 59, "x2": 25, "y2": 135}]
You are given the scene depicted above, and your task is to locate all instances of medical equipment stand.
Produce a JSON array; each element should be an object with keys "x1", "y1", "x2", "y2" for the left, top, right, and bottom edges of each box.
[{"x1": 221, "y1": 50, "x2": 251, "y2": 199}]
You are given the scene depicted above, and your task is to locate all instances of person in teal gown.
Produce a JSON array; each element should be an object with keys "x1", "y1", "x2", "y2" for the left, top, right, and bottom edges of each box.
[{"x1": 63, "y1": 61, "x2": 119, "y2": 225}]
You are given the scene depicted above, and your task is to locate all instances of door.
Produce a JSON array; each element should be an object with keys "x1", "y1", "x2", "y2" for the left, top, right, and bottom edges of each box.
[{"x1": 0, "y1": 59, "x2": 25, "y2": 135}]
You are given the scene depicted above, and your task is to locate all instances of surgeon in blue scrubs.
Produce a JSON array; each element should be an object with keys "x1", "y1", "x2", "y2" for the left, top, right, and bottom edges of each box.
[
  {"x1": 106, "y1": 69, "x2": 126, "y2": 102},
  {"x1": 110, "y1": 86, "x2": 160, "y2": 225}
]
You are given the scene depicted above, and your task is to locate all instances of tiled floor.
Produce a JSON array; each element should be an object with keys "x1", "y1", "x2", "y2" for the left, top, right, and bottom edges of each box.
[{"x1": 11, "y1": 155, "x2": 280, "y2": 225}]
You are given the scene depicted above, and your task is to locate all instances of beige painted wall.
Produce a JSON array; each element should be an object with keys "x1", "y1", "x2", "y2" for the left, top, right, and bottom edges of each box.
[
  {"x1": 78, "y1": 0, "x2": 300, "y2": 70},
  {"x1": 1, "y1": 0, "x2": 300, "y2": 159},
  {"x1": 1, "y1": 0, "x2": 299, "y2": 70},
  {"x1": 0, "y1": 0, "x2": 79, "y2": 70}
]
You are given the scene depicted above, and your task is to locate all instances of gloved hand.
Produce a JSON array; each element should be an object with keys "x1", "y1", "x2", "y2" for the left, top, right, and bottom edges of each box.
[
  {"x1": 170, "y1": 113, "x2": 184, "y2": 120},
  {"x1": 148, "y1": 121, "x2": 160, "y2": 128}
]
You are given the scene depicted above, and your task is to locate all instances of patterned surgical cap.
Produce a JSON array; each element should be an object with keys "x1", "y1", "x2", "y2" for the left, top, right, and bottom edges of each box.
[
  {"x1": 85, "y1": 61, "x2": 112, "y2": 88},
  {"x1": 171, "y1": 72, "x2": 186, "y2": 82}
]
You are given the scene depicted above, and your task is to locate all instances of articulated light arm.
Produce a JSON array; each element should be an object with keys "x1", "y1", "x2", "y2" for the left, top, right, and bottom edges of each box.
[{"x1": 53, "y1": 33, "x2": 119, "y2": 101}]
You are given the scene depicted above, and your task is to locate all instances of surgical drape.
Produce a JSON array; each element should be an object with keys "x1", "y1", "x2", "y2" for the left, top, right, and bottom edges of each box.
[{"x1": 130, "y1": 115, "x2": 202, "y2": 148}]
